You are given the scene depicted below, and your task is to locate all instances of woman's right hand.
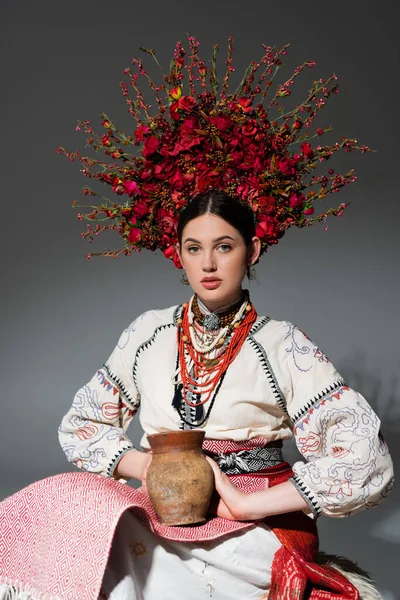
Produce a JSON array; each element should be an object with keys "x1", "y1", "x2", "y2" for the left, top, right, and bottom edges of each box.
[
  {"x1": 140, "y1": 453, "x2": 152, "y2": 493},
  {"x1": 114, "y1": 448, "x2": 152, "y2": 486}
]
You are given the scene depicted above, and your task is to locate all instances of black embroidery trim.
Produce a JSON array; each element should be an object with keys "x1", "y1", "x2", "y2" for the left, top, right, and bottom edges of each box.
[
  {"x1": 291, "y1": 378, "x2": 346, "y2": 424},
  {"x1": 106, "y1": 443, "x2": 135, "y2": 478},
  {"x1": 132, "y1": 322, "x2": 175, "y2": 389},
  {"x1": 172, "y1": 304, "x2": 183, "y2": 326},
  {"x1": 103, "y1": 364, "x2": 139, "y2": 410},
  {"x1": 289, "y1": 474, "x2": 322, "y2": 518},
  {"x1": 249, "y1": 316, "x2": 270, "y2": 336},
  {"x1": 246, "y1": 336, "x2": 289, "y2": 416}
]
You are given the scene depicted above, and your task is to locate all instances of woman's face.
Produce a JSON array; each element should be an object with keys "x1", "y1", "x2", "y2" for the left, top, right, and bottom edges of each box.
[{"x1": 177, "y1": 213, "x2": 260, "y2": 311}]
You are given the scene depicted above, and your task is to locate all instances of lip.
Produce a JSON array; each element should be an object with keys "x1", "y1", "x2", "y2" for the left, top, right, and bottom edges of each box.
[
  {"x1": 201, "y1": 279, "x2": 222, "y2": 290},
  {"x1": 201, "y1": 277, "x2": 221, "y2": 282}
]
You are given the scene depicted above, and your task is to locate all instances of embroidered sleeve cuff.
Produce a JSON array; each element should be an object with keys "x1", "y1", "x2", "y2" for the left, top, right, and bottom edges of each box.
[
  {"x1": 106, "y1": 443, "x2": 135, "y2": 481},
  {"x1": 289, "y1": 474, "x2": 322, "y2": 519}
]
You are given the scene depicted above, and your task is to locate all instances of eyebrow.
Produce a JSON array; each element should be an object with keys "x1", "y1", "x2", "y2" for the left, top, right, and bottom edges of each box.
[{"x1": 183, "y1": 235, "x2": 235, "y2": 244}]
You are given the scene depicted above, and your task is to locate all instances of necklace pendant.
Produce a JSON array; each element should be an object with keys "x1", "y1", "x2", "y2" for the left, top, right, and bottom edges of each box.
[
  {"x1": 200, "y1": 356, "x2": 219, "y2": 368},
  {"x1": 203, "y1": 313, "x2": 221, "y2": 331}
]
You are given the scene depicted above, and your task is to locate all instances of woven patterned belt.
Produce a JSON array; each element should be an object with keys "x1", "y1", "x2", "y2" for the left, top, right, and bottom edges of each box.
[{"x1": 203, "y1": 440, "x2": 284, "y2": 475}]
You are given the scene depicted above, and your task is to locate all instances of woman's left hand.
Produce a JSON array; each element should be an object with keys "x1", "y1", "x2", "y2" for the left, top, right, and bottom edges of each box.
[
  {"x1": 207, "y1": 456, "x2": 311, "y2": 521},
  {"x1": 206, "y1": 456, "x2": 253, "y2": 521}
]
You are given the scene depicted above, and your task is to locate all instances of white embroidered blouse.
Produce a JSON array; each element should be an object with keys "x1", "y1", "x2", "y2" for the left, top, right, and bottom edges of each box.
[{"x1": 58, "y1": 305, "x2": 394, "y2": 519}]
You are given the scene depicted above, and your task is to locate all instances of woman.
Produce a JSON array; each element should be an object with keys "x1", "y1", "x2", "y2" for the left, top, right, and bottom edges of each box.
[
  {"x1": 0, "y1": 36, "x2": 394, "y2": 599},
  {"x1": 59, "y1": 190, "x2": 392, "y2": 598}
]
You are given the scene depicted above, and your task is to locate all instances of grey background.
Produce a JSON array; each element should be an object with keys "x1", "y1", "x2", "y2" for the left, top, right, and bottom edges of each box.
[{"x1": 1, "y1": 0, "x2": 399, "y2": 597}]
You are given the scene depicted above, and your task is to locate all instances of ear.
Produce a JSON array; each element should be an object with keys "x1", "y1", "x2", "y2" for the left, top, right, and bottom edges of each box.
[
  {"x1": 175, "y1": 242, "x2": 183, "y2": 266},
  {"x1": 247, "y1": 236, "x2": 261, "y2": 266}
]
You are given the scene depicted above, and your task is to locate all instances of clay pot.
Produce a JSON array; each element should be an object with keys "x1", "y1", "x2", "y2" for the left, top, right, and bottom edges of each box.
[{"x1": 146, "y1": 430, "x2": 214, "y2": 526}]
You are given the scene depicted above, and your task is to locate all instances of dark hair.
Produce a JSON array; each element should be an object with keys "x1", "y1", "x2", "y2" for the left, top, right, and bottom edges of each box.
[{"x1": 177, "y1": 190, "x2": 256, "y2": 247}]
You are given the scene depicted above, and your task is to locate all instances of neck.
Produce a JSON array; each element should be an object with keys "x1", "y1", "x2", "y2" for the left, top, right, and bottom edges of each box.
[{"x1": 196, "y1": 289, "x2": 245, "y2": 314}]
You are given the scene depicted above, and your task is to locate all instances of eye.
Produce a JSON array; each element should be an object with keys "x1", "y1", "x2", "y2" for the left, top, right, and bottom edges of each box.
[
  {"x1": 187, "y1": 245, "x2": 200, "y2": 254},
  {"x1": 218, "y1": 244, "x2": 232, "y2": 252}
]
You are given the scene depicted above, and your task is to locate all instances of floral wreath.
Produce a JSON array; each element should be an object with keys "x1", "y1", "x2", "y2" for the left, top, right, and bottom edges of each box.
[{"x1": 57, "y1": 36, "x2": 371, "y2": 268}]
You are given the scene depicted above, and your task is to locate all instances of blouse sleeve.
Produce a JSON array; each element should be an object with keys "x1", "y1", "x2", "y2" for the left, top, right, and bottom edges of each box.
[
  {"x1": 58, "y1": 316, "x2": 145, "y2": 480},
  {"x1": 282, "y1": 322, "x2": 394, "y2": 518}
]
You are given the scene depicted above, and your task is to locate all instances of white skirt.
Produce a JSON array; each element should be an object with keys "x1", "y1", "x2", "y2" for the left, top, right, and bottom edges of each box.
[{"x1": 100, "y1": 510, "x2": 282, "y2": 600}]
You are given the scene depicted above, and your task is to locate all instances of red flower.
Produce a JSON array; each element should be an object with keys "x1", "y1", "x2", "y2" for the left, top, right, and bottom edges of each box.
[
  {"x1": 289, "y1": 192, "x2": 305, "y2": 209},
  {"x1": 134, "y1": 124, "x2": 150, "y2": 141},
  {"x1": 180, "y1": 116, "x2": 198, "y2": 134},
  {"x1": 163, "y1": 245, "x2": 175, "y2": 258},
  {"x1": 101, "y1": 135, "x2": 112, "y2": 147},
  {"x1": 133, "y1": 200, "x2": 150, "y2": 218},
  {"x1": 178, "y1": 96, "x2": 197, "y2": 112},
  {"x1": 258, "y1": 196, "x2": 275, "y2": 210},
  {"x1": 121, "y1": 208, "x2": 133, "y2": 217},
  {"x1": 277, "y1": 157, "x2": 296, "y2": 176},
  {"x1": 241, "y1": 120, "x2": 258, "y2": 137},
  {"x1": 169, "y1": 101, "x2": 181, "y2": 121},
  {"x1": 173, "y1": 253, "x2": 183, "y2": 269},
  {"x1": 316, "y1": 128, "x2": 324, "y2": 136},
  {"x1": 169, "y1": 169, "x2": 186, "y2": 191},
  {"x1": 143, "y1": 135, "x2": 159, "y2": 157},
  {"x1": 163, "y1": 245, "x2": 182, "y2": 268},
  {"x1": 168, "y1": 86, "x2": 183, "y2": 101},
  {"x1": 304, "y1": 206, "x2": 315, "y2": 215},
  {"x1": 255, "y1": 215, "x2": 279, "y2": 240},
  {"x1": 237, "y1": 183, "x2": 249, "y2": 198},
  {"x1": 123, "y1": 180, "x2": 140, "y2": 196},
  {"x1": 271, "y1": 134, "x2": 286, "y2": 151},
  {"x1": 210, "y1": 115, "x2": 232, "y2": 132},
  {"x1": 128, "y1": 223, "x2": 141, "y2": 244},
  {"x1": 237, "y1": 98, "x2": 253, "y2": 113},
  {"x1": 301, "y1": 142, "x2": 313, "y2": 158}
]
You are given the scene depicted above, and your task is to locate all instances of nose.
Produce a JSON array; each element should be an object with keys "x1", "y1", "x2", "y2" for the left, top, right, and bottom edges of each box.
[{"x1": 202, "y1": 250, "x2": 217, "y2": 272}]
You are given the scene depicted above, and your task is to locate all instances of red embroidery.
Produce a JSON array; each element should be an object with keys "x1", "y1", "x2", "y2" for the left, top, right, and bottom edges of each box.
[{"x1": 328, "y1": 480, "x2": 352, "y2": 496}]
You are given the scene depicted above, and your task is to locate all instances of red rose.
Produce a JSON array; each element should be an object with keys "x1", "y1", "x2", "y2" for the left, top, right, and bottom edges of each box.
[
  {"x1": 271, "y1": 134, "x2": 286, "y2": 152},
  {"x1": 169, "y1": 101, "x2": 181, "y2": 121},
  {"x1": 241, "y1": 120, "x2": 258, "y2": 137},
  {"x1": 258, "y1": 196, "x2": 275, "y2": 209},
  {"x1": 300, "y1": 142, "x2": 313, "y2": 158},
  {"x1": 169, "y1": 169, "x2": 185, "y2": 191},
  {"x1": 227, "y1": 150, "x2": 244, "y2": 166},
  {"x1": 133, "y1": 201, "x2": 150, "y2": 218},
  {"x1": 142, "y1": 135, "x2": 159, "y2": 158},
  {"x1": 173, "y1": 253, "x2": 183, "y2": 269},
  {"x1": 277, "y1": 157, "x2": 296, "y2": 176},
  {"x1": 255, "y1": 215, "x2": 279, "y2": 240},
  {"x1": 127, "y1": 223, "x2": 141, "y2": 244},
  {"x1": 237, "y1": 183, "x2": 250, "y2": 198},
  {"x1": 181, "y1": 116, "x2": 198, "y2": 134},
  {"x1": 289, "y1": 192, "x2": 305, "y2": 209},
  {"x1": 123, "y1": 180, "x2": 140, "y2": 196},
  {"x1": 210, "y1": 115, "x2": 232, "y2": 132},
  {"x1": 178, "y1": 96, "x2": 197, "y2": 112},
  {"x1": 163, "y1": 245, "x2": 175, "y2": 259}
]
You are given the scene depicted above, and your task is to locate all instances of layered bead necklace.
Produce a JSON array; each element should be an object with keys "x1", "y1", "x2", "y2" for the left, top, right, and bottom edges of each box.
[{"x1": 172, "y1": 292, "x2": 257, "y2": 427}]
